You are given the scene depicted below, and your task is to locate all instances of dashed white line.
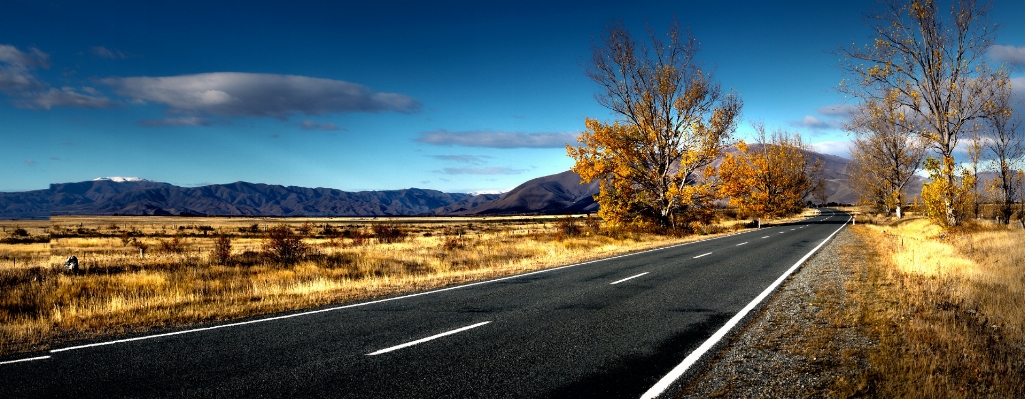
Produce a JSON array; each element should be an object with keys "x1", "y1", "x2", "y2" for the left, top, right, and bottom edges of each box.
[
  {"x1": 761, "y1": 236, "x2": 770, "y2": 239},
  {"x1": 736, "y1": 242, "x2": 748, "y2": 246},
  {"x1": 0, "y1": 355, "x2": 50, "y2": 365},
  {"x1": 610, "y1": 272, "x2": 649, "y2": 285},
  {"x1": 779, "y1": 231, "x2": 785, "y2": 234},
  {"x1": 366, "y1": 321, "x2": 491, "y2": 356},
  {"x1": 693, "y1": 252, "x2": 712, "y2": 258}
]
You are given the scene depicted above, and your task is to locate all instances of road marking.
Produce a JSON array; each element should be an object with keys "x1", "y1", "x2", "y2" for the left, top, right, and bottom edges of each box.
[
  {"x1": 693, "y1": 252, "x2": 712, "y2": 258},
  {"x1": 366, "y1": 321, "x2": 491, "y2": 356},
  {"x1": 736, "y1": 242, "x2": 748, "y2": 246},
  {"x1": 0, "y1": 355, "x2": 50, "y2": 365},
  {"x1": 610, "y1": 272, "x2": 649, "y2": 285},
  {"x1": 640, "y1": 212, "x2": 852, "y2": 399},
  {"x1": 45, "y1": 218, "x2": 769, "y2": 354},
  {"x1": 791, "y1": 228, "x2": 795, "y2": 231},
  {"x1": 761, "y1": 236, "x2": 770, "y2": 239},
  {"x1": 779, "y1": 231, "x2": 785, "y2": 234}
]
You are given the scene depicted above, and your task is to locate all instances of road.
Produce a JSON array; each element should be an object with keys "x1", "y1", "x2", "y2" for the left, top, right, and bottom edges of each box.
[{"x1": 1, "y1": 209, "x2": 850, "y2": 398}]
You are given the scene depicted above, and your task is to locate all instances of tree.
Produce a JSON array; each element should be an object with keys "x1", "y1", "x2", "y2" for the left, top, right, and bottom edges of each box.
[
  {"x1": 567, "y1": 20, "x2": 742, "y2": 228},
  {"x1": 983, "y1": 72, "x2": 1024, "y2": 224},
  {"x1": 845, "y1": 89, "x2": 925, "y2": 218},
  {"x1": 717, "y1": 124, "x2": 823, "y2": 220},
  {"x1": 839, "y1": 0, "x2": 1003, "y2": 226}
]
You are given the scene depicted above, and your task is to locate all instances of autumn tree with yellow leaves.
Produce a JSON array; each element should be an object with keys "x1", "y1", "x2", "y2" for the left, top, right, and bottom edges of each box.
[
  {"x1": 567, "y1": 21, "x2": 742, "y2": 229},
  {"x1": 717, "y1": 124, "x2": 823, "y2": 220},
  {"x1": 839, "y1": 0, "x2": 1005, "y2": 226},
  {"x1": 845, "y1": 90, "x2": 925, "y2": 219}
]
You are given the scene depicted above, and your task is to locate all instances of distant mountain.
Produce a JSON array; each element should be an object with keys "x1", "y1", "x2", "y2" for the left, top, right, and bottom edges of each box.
[
  {"x1": 440, "y1": 170, "x2": 600, "y2": 215},
  {"x1": 1, "y1": 179, "x2": 477, "y2": 218},
  {"x1": 0, "y1": 149, "x2": 919, "y2": 219},
  {"x1": 0, "y1": 189, "x2": 51, "y2": 219}
]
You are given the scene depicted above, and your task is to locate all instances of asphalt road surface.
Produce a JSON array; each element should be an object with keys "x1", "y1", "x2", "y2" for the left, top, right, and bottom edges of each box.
[{"x1": 1, "y1": 209, "x2": 850, "y2": 398}]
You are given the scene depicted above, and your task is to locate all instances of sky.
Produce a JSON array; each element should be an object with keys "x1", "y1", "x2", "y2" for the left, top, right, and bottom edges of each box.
[{"x1": 2, "y1": 1, "x2": 1024, "y2": 193}]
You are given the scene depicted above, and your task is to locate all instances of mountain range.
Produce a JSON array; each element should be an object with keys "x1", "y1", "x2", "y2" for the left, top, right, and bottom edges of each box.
[{"x1": 0, "y1": 149, "x2": 886, "y2": 219}]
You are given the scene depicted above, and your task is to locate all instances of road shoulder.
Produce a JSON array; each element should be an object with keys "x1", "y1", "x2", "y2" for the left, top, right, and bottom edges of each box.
[{"x1": 675, "y1": 228, "x2": 873, "y2": 398}]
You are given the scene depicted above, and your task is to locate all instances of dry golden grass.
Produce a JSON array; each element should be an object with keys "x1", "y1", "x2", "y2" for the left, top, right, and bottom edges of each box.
[
  {"x1": 0, "y1": 212, "x2": 806, "y2": 357},
  {"x1": 827, "y1": 218, "x2": 1025, "y2": 397}
]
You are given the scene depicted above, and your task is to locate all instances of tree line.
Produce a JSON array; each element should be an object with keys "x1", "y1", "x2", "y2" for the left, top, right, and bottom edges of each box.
[{"x1": 569, "y1": 0, "x2": 1021, "y2": 230}]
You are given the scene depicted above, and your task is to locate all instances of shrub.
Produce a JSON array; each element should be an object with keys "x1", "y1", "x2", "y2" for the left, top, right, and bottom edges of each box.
[
  {"x1": 211, "y1": 234, "x2": 232, "y2": 264},
  {"x1": 159, "y1": 235, "x2": 187, "y2": 254},
  {"x1": 320, "y1": 224, "x2": 340, "y2": 237},
  {"x1": 10, "y1": 227, "x2": 29, "y2": 237},
  {"x1": 373, "y1": 224, "x2": 407, "y2": 244},
  {"x1": 555, "y1": 217, "x2": 582, "y2": 241},
  {"x1": 264, "y1": 226, "x2": 307, "y2": 265}
]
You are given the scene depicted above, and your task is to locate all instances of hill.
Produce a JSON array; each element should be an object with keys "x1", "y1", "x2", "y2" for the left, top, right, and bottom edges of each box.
[{"x1": 0, "y1": 148, "x2": 894, "y2": 219}]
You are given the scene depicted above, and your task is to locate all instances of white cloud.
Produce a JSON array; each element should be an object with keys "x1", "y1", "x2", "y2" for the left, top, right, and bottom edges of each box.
[
  {"x1": 809, "y1": 139, "x2": 853, "y2": 157},
  {"x1": 989, "y1": 45, "x2": 1025, "y2": 69},
  {"x1": 103, "y1": 72, "x2": 420, "y2": 119},
  {"x1": 439, "y1": 167, "x2": 526, "y2": 175},
  {"x1": 298, "y1": 120, "x2": 343, "y2": 131},
  {"x1": 416, "y1": 130, "x2": 578, "y2": 148},
  {"x1": 0, "y1": 44, "x2": 110, "y2": 109},
  {"x1": 24, "y1": 159, "x2": 36, "y2": 166},
  {"x1": 90, "y1": 46, "x2": 126, "y2": 59},
  {"x1": 790, "y1": 115, "x2": 843, "y2": 131}
]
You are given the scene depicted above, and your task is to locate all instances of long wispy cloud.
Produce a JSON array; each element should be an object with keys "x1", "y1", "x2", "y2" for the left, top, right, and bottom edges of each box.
[
  {"x1": 90, "y1": 46, "x2": 127, "y2": 59},
  {"x1": 298, "y1": 120, "x2": 343, "y2": 131},
  {"x1": 416, "y1": 130, "x2": 578, "y2": 148},
  {"x1": 989, "y1": 44, "x2": 1025, "y2": 70},
  {"x1": 789, "y1": 115, "x2": 844, "y2": 131},
  {"x1": 103, "y1": 72, "x2": 421, "y2": 120},
  {"x1": 0, "y1": 44, "x2": 110, "y2": 109},
  {"x1": 439, "y1": 167, "x2": 526, "y2": 175},
  {"x1": 138, "y1": 116, "x2": 228, "y2": 127},
  {"x1": 431, "y1": 155, "x2": 493, "y2": 164}
]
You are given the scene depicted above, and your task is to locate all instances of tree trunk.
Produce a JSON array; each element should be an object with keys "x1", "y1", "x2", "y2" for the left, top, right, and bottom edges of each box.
[{"x1": 896, "y1": 206, "x2": 902, "y2": 219}]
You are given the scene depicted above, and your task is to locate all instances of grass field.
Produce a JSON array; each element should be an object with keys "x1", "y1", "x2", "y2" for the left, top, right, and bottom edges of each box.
[
  {"x1": 821, "y1": 212, "x2": 1025, "y2": 397},
  {"x1": 0, "y1": 211, "x2": 815, "y2": 357}
]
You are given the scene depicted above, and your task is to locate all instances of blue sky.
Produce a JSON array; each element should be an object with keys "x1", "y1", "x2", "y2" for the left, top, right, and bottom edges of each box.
[{"x1": 2, "y1": 1, "x2": 1024, "y2": 193}]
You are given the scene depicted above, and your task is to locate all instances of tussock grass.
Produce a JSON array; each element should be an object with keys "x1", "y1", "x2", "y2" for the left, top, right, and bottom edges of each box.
[
  {"x1": 0, "y1": 212, "x2": 794, "y2": 357},
  {"x1": 830, "y1": 218, "x2": 1025, "y2": 397}
]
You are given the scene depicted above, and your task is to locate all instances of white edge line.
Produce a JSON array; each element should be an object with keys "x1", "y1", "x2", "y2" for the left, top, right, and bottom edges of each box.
[
  {"x1": 610, "y1": 272, "x2": 649, "y2": 285},
  {"x1": 639, "y1": 213, "x2": 851, "y2": 399},
  {"x1": 366, "y1": 321, "x2": 491, "y2": 356},
  {"x1": 49, "y1": 223, "x2": 758, "y2": 353},
  {"x1": 693, "y1": 252, "x2": 712, "y2": 258},
  {"x1": 0, "y1": 355, "x2": 51, "y2": 365}
]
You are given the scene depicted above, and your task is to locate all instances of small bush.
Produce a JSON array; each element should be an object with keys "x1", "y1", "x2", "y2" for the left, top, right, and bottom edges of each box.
[
  {"x1": 320, "y1": 224, "x2": 340, "y2": 237},
  {"x1": 211, "y1": 234, "x2": 232, "y2": 264},
  {"x1": 555, "y1": 217, "x2": 582, "y2": 241},
  {"x1": 160, "y1": 235, "x2": 187, "y2": 254},
  {"x1": 10, "y1": 227, "x2": 29, "y2": 237},
  {"x1": 264, "y1": 226, "x2": 308, "y2": 265},
  {"x1": 297, "y1": 222, "x2": 314, "y2": 236},
  {"x1": 373, "y1": 224, "x2": 407, "y2": 244}
]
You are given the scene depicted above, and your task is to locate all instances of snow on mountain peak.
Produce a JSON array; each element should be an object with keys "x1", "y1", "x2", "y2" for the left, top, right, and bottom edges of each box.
[{"x1": 93, "y1": 177, "x2": 149, "y2": 183}]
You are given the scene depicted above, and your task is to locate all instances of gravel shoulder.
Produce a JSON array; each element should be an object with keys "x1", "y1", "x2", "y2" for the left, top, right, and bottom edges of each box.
[{"x1": 675, "y1": 228, "x2": 873, "y2": 398}]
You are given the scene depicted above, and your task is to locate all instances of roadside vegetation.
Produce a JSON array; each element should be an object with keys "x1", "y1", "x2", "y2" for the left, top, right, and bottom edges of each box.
[
  {"x1": 0, "y1": 212, "x2": 816, "y2": 357},
  {"x1": 815, "y1": 211, "x2": 1025, "y2": 397}
]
